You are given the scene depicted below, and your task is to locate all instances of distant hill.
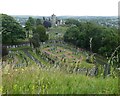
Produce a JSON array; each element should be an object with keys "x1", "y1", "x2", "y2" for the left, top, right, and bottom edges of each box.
[
  {"x1": 10, "y1": 15, "x2": 118, "y2": 28},
  {"x1": 11, "y1": 15, "x2": 117, "y2": 19}
]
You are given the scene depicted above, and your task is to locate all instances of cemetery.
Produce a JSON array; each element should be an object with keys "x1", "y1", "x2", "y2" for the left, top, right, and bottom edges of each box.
[
  {"x1": 1, "y1": 14, "x2": 119, "y2": 94},
  {"x1": 2, "y1": 39, "x2": 118, "y2": 94}
]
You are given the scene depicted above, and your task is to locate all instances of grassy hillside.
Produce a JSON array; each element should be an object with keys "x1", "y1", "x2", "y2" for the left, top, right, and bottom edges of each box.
[
  {"x1": 2, "y1": 64, "x2": 118, "y2": 94},
  {"x1": 2, "y1": 26, "x2": 119, "y2": 94},
  {"x1": 48, "y1": 26, "x2": 68, "y2": 39},
  {"x1": 2, "y1": 48, "x2": 119, "y2": 94}
]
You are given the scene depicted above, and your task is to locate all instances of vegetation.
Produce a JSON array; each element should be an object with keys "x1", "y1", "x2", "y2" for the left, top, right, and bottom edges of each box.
[
  {"x1": 43, "y1": 20, "x2": 52, "y2": 28},
  {"x1": 36, "y1": 18, "x2": 42, "y2": 26},
  {"x1": 33, "y1": 25, "x2": 48, "y2": 42},
  {"x1": 64, "y1": 22, "x2": 120, "y2": 68},
  {"x1": 48, "y1": 26, "x2": 68, "y2": 40},
  {"x1": 2, "y1": 64, "x2": 118, "y2": 94},
  {"x1": 25, "y1": 17, "x2": 36, "y2": 38},
  {"x1": 31, "y1": 25, "x2": 48, "y2": 48},
  {"x1": 65, "y1": 18, "x2": 80, "y2": 26},
  {"x1": 1, "y1": 14, "x2": 25, "y2": 44},
  {"x1": 8, "y1": 46, "x2": 32, "y2": 51},
  {"x1": 2, "y1": 46, "x2": 8, "y2": 57},
  {"x1": 2, "y1": 14, "x2": 119, "y2": 94}
]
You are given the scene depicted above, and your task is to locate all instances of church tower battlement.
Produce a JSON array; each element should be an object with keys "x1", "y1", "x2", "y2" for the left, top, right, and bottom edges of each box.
[{"x1": 51, "y1": 14, "x2": 57, "y2": 27}]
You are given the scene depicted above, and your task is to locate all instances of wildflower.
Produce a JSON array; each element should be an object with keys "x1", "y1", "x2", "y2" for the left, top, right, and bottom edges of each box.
[
  {"x1": 15, "y1": 69, "x2": 17, "y2": 72},
  {"x1": 21, "y1": 68, "x2": 24, "y2": 71}
]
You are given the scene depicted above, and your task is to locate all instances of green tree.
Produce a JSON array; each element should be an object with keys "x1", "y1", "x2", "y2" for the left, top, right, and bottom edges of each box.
[
  {"x1": 2, "y1": 46, "x2": 8, "y2": 57},
  {"x1": 65, "y1": 18, "x2": 80, "y2": 26},
  {"x1": 64, "y1": 26, "x2": 79, "y2": 45},
  {"x1": 25, "y1": 17, "x2": 35, "y2": 38},
  {"x1": 31, "y1": 25, "x2": 48, "y2": 48},
  {"x1": 43, "y1": 20, "x2": 51, "y2": 28},
  {"x1": 64, "y1": 21, "x2": 120, "y2": 77},
  {"x1": 99, "y1": 27, "x2": 119, "y2": 57},
  {"x1": 31, "y1": 33, "x2": 40, "y2": 48},
  {"x1": 1, "y1": 14, "x2": 25, "y2": 44},
  {"x1": 36, "y1": 18, "x2": 42, "y2": 26},
  {"x1": 33, "y1": 25, "x2": 48, "y2": 42},
  {"x1": 64, "y1": 21, "x2": 119, "y2": 58}
]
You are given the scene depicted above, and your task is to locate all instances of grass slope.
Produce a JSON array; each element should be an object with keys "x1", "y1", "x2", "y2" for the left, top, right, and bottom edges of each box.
[
  {"x1": 2, "y1": 64, "x2": 118, "y2": 94},
  {"x1": 2, "y1": 26, "x2": 119, "y2": 94}
]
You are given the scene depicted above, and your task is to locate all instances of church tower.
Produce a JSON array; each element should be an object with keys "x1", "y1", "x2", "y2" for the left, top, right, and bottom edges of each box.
[{"x1": 51, "y1": 14, "x2": 57, "y2": 27}]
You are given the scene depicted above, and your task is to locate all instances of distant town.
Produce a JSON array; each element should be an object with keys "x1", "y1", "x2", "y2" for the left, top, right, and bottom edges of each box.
[{"x1": 13, "y1": 14, "x2": 118, "y2": 28}]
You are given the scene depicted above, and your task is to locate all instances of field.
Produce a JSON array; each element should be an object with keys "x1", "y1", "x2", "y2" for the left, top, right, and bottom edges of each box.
[{"x1": 2, "y1": 26, "x2": 119, "y2": 94}]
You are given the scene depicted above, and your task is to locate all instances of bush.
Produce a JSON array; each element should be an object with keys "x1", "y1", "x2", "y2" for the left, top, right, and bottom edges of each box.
[{"x1": 2, "y1": 46, "x2": 8, "y2": 57}]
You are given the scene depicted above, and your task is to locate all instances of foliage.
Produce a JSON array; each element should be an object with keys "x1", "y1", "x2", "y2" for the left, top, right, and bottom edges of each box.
[
  {"x1": 8, "y1": 46, "x2": 32, "y2": 51},
  {"x1": 31, "y1": 33, "x2": 40, "y2": 48},
  {"x1": 31, "y1": 25, "x2": 48, "y2": 48},
  {"x1": 64, "y1": 22, "x2": 119, "y2": 57},
  {"x1": 2, "y1": 64, "x2": 118, "y2": 94},
  {"x1": 36, "y1": 18, "x2": 42, "y2": 26},
  {"x1": 33, "y1": 25, "x2": 48, "y2": 42},
  {"x1": 2, "y1": 46, "x2": 8, "y2": 57},
  {"x1": 25, "y1": 17, "x2": 36, "y2": 38},
  {"x1": 2, "y1": 19, "x2": 119, "y2": 94},
  {"x1": 1, "y1": 14, "x2": 25, "y2": 44},
  {"x1": 25, "y1": 17, "x2": 36, "y2": 29},
  {"x1": 65, "y1": 18, "x2": 80, "y2": 26},
  {"x1": 43, "y1": 20, "x2": 51, "y2": 28},
  {"x1": 64, "y1": 22, "x2": 120, "y2": 70},
  {"x1": 48, "y1": 26, "x2": 68, "y2": 40},
  {"x1": 64, "y1": 26, "x2": 79, "y2": 44}
]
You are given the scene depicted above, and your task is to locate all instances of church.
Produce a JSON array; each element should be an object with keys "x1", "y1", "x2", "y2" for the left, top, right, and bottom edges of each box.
[{"x1": 43, "y1": 14, "x2": 64, "y2": 27}]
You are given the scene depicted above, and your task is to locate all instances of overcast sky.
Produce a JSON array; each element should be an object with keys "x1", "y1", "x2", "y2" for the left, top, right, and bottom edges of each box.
[{"x1": 0, "y1": 0, "x2": 119, "y2": 16}]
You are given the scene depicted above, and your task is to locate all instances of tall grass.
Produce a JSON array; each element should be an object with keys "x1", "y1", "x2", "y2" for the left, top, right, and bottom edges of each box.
[{"x1": 2, "y1": 64, "x2": 118, "y2": 94}]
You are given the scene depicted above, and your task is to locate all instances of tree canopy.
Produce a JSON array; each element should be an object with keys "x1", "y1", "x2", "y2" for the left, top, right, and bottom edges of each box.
[
  {"x1": 31, "y1": 25, "x2": 48, "y2": 48},
  {"x1": 64, "y1": 22, "x2": 120, "y2": 57},
  {"x1": 43, "y1": 20, "x2": 51, "y2": 28},
  {"x1": 25, "y1": 17, "x2": 36, "y2": 38},
  {"x1": 1, "y1": 14, "x2": 25, "y2": 44},
  {"x1": 36, "y1": 18, "x2": 42, "y2": 26},
  {"x1": 65, "y1": 18, "x2": 80, "y2": 26}
]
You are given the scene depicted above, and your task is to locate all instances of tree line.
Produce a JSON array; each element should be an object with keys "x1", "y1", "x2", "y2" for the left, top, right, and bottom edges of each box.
[
  {"x1": 64, "y1": 19, "x2": 120, "y2": 68},
  {"x1": 1, "y1": 14, "x2": 50, "y2": 56},
  {"x1": 1, "y1": 14, "x2": 50, "y2": 46}
]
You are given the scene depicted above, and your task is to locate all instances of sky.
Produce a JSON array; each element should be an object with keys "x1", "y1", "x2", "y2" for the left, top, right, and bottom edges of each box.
[{"x1": 0, "y1": 0, "x2": 119, "y2": 16}]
